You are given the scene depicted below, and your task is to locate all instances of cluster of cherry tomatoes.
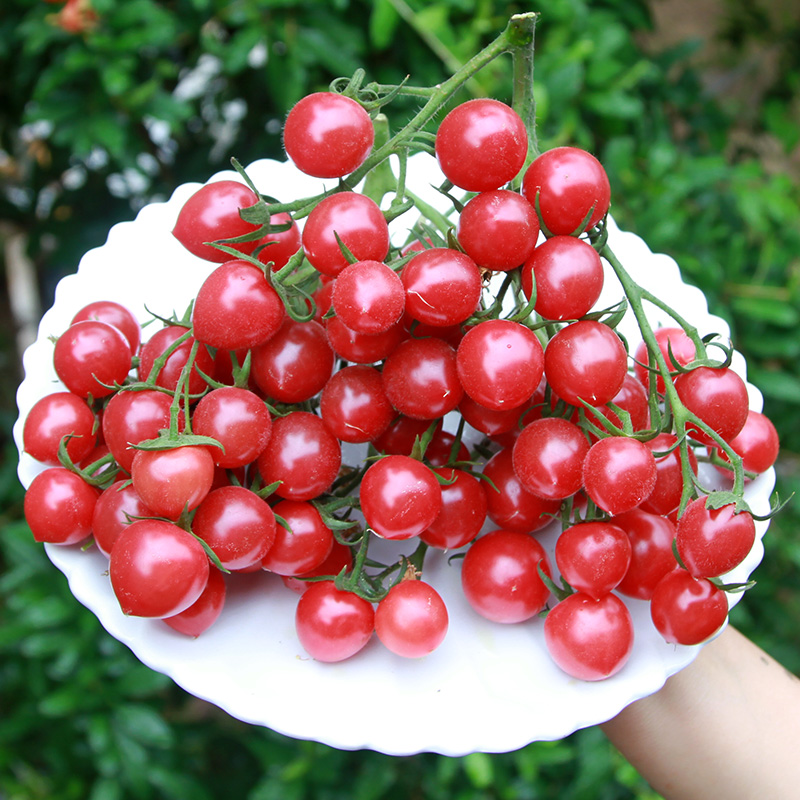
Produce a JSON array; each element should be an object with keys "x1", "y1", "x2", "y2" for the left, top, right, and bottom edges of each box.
[{"x1": 21, "y1": 91, "x2": 780, "y2": 681}]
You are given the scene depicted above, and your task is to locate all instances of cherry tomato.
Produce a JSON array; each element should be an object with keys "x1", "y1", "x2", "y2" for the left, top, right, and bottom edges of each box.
[
  {"x1": 521, "y1": 235, "x2": 604, "y2": 321},
  {"x1": 522, "y1": 146, "x2": 611, "y2": 235},
  {"x1": 138, "y1": 324, "x2": 215, "y2": 396},
  {"x1": 294, "y1": 580, "x2": 375, "y2": 662},
  {"x1": 256, "y1": 411, "x2": 341, "y2": 501},
  {"x1": 281, "y1": 540, "x2": 354, "y2": 594},
  {"x1": 582, "y1": 436, "x2": 657, "y2": 515},
  {"x1": 401, "y1": 248, "x2": 482, "y2": 327},
  {"x1": 109, "y1": 519, "x2": 210, "y2": 618},
  {"x1": 102, "y1": 389, "x2": 179, "y2": 473},
  {"x1": 461, "y1": 528, "x2": 551, "y2": 623},
  {"x1": 163, "y1": 567, "x2": 227, "y2": 637},
  {"x1": 191, "y1": 260, "x2": 285, "y2": 351},
  {"x1": 375, "y1": 580, "x2": 449, "y2": 658},
  {"x1": 319, "y1": 364, "x2": 395, "y2": 444},
  {"x1": 255, "y1": 210, "x2": 302, "y2": 271},
  {"x1": 54, "y1": 320, "x2": 132, "y2": 399},
  {"x1": 191, "y1": 386, "x2": 272, "y2": 469},
  {"x1": 711, "y1": 409, "x2": 780, "y2": 477},
  {"x1": 435, "y1": 99, "x2": 527, "y2": 191},
  {"x1": 250, "y1": 318, "x2": 334, "y2": 404},
  {"x1": 673, "y1": 366, "x2": 749, "y2": 445},
  {"x1": 544, "y1": 320, "x2": 628, "y2": 407},
  {"x1": 23, "y1": 391, "x2": 97, "y2": 466},
  {"x1": 301, "y1": 192, "x2": 390, "y2": 277},
  {"x1": 633, "y1": 326, "x2": 696, "y2": 394},
  {"x1": 613, "y1": 508, "x2": 678, "y2": 600},
  {"x1": 24, "y1": 467, "x2": 99, "y2": 545},
  {"x1": 639, "y1": 433, "x2": 698, "y2": 516},
  {"x1": 283, "y1": 92, "x2": 374, "y2": 178},
  {"x1": 676, "y1": 497, "x2": 756, "y2": 578},
  {"x1": 91, "y1": 480, "x2": 155, "y2": 557},
  {"x1": 130, "y1": 445, "x2": 216, "y2": 520},
  {"x1": 192, "y1": 486, "x2": 277, "y2": 571},
  {"x1": 360, "y1": 455, "x2": 443, "y2": 540},
  {"x1": 544, "y1": 592, "x2": 633, "y2": 681},
  {"x1": 555, "y1": 521, "x2": 632, "y2": 599},
  {"x1": 172, "y1": 179, "x2": 261, "y2": 262},
  {"x1": 372, "y1": 416, "x2": 442, "y2": 457},
  {"x1": 381, "y1": 336, "x2": 463, "y2": 420},
  {"x1": 512, "y1": 417, "x2": 590, "y2": 500},
  {"x1": 650, "y1": 568, "x2": 729, "y2": 645},
  {"x1": 456, "y1": 319, "x2": 544, "y2": 411},
  {"x1": 331, "y1": 259, "x2": 405, "y2": 334},
  {"x1": 71, "y1": 300, "x2": 141, "y2": 355},
  {"x1": 456, "y1": 189, "x2": 539, "y2": 272},
  {"x1": 458, "y1": 392, "x2": 534, "y2": 438},
  {"x1": 420, "y1": 467, "x2": 488, "y2": 550},
  {"x1": 262, "y1": 499, "x2": 334, "y2": 576},
  {"x1": 324, "y1": 315, "x2": 405, "y2": 364},
  {"x1": 482, "y1": 446, "x2": 560, "y2": 532}
]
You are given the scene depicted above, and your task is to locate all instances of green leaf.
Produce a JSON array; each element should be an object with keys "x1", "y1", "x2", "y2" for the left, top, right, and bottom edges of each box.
[
  {"x1": 113, "y1": 704, "x2": 174, "y2": 748},
  {"x1": 730, "y1": 296, "x2": 799, "y2": 327},
  {"x1": 369, "y1": 0, "x2": 400, "y2": 50}
]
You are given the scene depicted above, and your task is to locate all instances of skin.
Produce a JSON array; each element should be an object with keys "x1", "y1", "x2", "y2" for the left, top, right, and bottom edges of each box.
[{"x1": 600, "y1": 625, "x2": 800, "y2": 799}]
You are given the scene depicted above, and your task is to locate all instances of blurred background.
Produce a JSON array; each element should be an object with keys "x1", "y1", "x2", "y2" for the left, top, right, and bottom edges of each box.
[{"x1": 1, "y1": 0, "x2": 799, "y2": 797}]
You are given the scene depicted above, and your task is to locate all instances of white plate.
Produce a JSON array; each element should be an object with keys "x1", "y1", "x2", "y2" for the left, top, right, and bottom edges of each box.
[{"x1": 14, "y1": 155, "x2": 774, "y2": 756}]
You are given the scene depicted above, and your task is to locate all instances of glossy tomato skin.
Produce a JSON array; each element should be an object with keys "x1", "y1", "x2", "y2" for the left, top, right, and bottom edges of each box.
[
  {"x1": 456, "y1": 319, "x2": 544, "y2": 411},
  {"x1": 712, "y1": 408, "x2": 780, "y2": 476},
  {"x1": 324, "y1": 315, "x2": 404, "y2": 364},
  {"x1": 456, "y1": 189, "x2": 540, "y2": 272},
  {"x1": 420, "y1": 467, "x2": 488, "y2": 550},
  {"x1": 130, "y1": 445, "x2": 216, "y2": 520},
  {"x1": 262, "y1": 499, "x2": 334, "y2": 576},
  {"x1": 673, "y1": 366, "x2": 749, "y2": 445},
  {"x1": 250, "y1": 318, "x2": 334, "y2": 404},
  {"x1": 401, "y1": 248, "x2": 482, "y2": 327},
  {"x1": 192, "y1": 486, "x2": 277, "y2": 571},
  {"x1": 138, "y1": 325, "x2": 215, "y2": 396},
  {"x1": 302, "y1": 192, "x2": 390, "y2": 277},
  {"x1": 613, "y1": 508, "x2": 678, "y2": 600},
  {"x1": 544, "y1": 592, "x2": 633, "y2": 681},
  {"x1": 544, "y1": 320, "x2": 628, "y2": 407},
  {"x1": 172, "y1": 180, "x2": 261, "y2": 262},
  {"x1": 256, "y1": 211, "x2": 301, "y2": 271},
  {"x1": 102, "y1": 389, "x2": 179, "y2": 474},
  {"x1": 522, "y1": 146, "x2": 611, "y2": 235},
  {"x1": 319, "y1": 365, "x2": 394, "y2": 444},
  {"x1": 555, "y1": 521, "x2": 632, "y2": 599},
  {"x1": 633, "y1": 326, "x2": 696, "y2": 394},
  {"x1": 640, "y1": 433, "x2": 698, "y2": 516},
  {"x1": 295, "y1": 580, "x2": 375, "y2": 662},
  {"x1": 256, "y1": 411, "x2": 341, "y2": 502},
  {"x1": 283, "y1": 92, "x2": 374, "y2": 178},
  {"x1": 191, "y1": 386, "x2": 272, "y2": 469},
  {"x1": 281, "y1": 540, "x2": 354, "y2": 594},
  {"x1": 375, "y1": 580, "x2": 449, "y2": 658},
  {"x1": 512, "y1": 417, "x2": 590, "y2": 500},
  {"x1": 521, "y1": 235, "x2": 604, "y2": 321},
  {"x1": 109, "y1": 519, "x2": 210, "y2": 618},
  {"x1": 461, "y1": 529, "x2": 551, "y2": 623},
  {"x1": 381, "y1": 337, "x2": 463, "y2": 420},
  {"x1": 482, "y1": 446, "x2": 561, "y2": 532},
  {"x1": 163, "y1": 567, "x2": 227, "y2": 637},
  {"x1": 676, "y1": 497, "x2": 756, "y2": 578},
  {"x1": 331, "y1": 259, "x2": 405, "y2": 335},
  {"x1": 23, "y1": 391, "x2": 97, "y2": 466},
  {"x1": 360, "y1": 455, "x2": 442, "y2": 540},
  {"x1": 650, "y1": 568, "x2": 728, "y2": 645},
  {"x1": 582, "y1": 436, "x2": 658, "y2": 515},
  {"x1": 72, "y1": 300, "x2": 141, "y2": 355},
  {"x1": 54, "y1": 320, "x2": 132, "y2": 399},
  {"x1": 435, "y1": 99, "x2": 527, "y2": 191},
  {"x1": 92, "y1": 480, "x2": 155, "y2": 557},
  {"x1": 192, "y1": 260, "x2": 285, "y2": 351},
  {"x1": 24, "y1": 467, "x2": 100, "y2": 545}
]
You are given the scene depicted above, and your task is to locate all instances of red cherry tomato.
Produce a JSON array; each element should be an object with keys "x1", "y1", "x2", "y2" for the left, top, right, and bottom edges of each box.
[
  {"x1": 137, "y1": 324, "x2": 215, "y2": 396},
  {"x1": 420, "y1": 467, "x2": 488, "y2": 550},
  {"x1": 109, "y1": 519, "x2": 210, "y2": 618},
  {"x1": 435, "y1": 99, "x2": 528, "y2": 191},
  {"x1": 639, "y1": 433, "x2": 698, "y2": 516},
  {"x1": 375, "y1": 580, "x2": 449, "y2": 658},
  {"x1": 461, "y1": 528, "x2": 551, "y2": 623},
  {"x1": 633, "y1": 326, "x2": 696, "y2": 394},
  {"x1": 522, "y1": 146, "x2": 611, "y2": 235},
  {"x1": 255, "y1": 211, "x2": 301, "y2": 271},
  {"x1": 294, "y1": 580, "x2": 375, "y2": 662},
  {"x1": 331, "y1": 259, "x2": 406, "y2": 335},
  {"x1": 262, "y1": 499, "x2": 334, "y2": 577},
  {"x1": 711, "y1": 409, "x2": 780, "y2": 477},
  {"x1": 544, "y1": 592, "x2": 633, "y2": 681},
  {"x1": 24, "y1": 467, "x2": 99, "y2": 545},
  {"x1": 23, "y1": 391, "x2": 97, "y2": 466},
  {"x1": 324, "y1": 315, "x2": 405, "y2": 364},
  {"x1": 92, "y1": 480, "x2": 155, "y2": 557},
  {"x1": 71, "y1": 300, "x2": 141, "y2": 355},
  {"x1": 283, "y1": 92, "x2": 374, "y2": 178},
  {"x1": 163, "y1": 567, "x2": 227, "y2": 637}
]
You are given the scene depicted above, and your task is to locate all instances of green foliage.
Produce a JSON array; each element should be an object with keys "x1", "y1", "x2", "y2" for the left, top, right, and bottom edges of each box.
[{"x1": 2, "y1": 0, "x2": 800, "y2": 798}]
